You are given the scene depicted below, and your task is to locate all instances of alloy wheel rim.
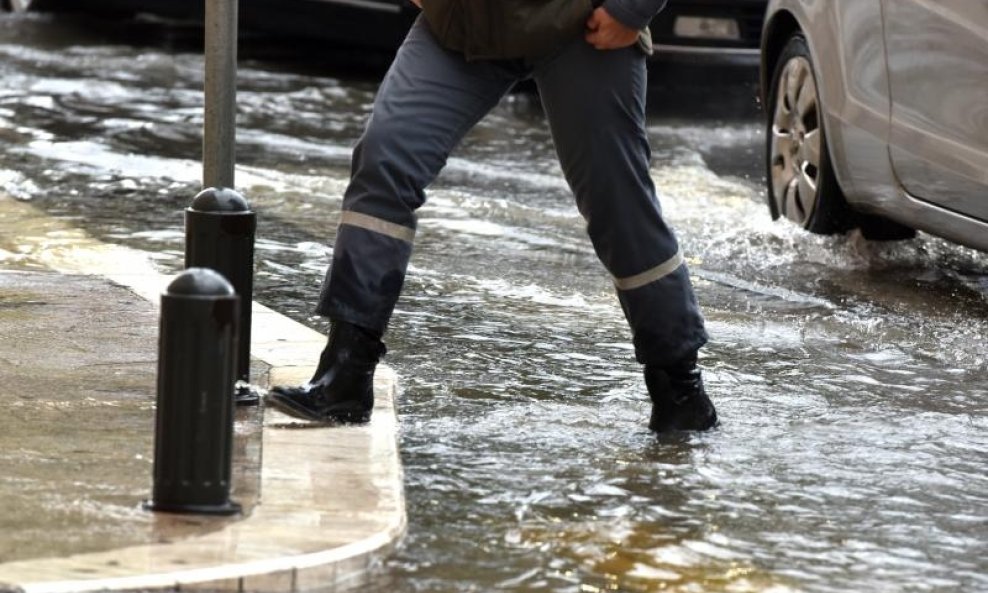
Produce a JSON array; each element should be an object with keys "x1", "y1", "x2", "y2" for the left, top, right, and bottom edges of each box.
[{"x1": 770, "y1": 56, "x2": 822, "y2": 226}]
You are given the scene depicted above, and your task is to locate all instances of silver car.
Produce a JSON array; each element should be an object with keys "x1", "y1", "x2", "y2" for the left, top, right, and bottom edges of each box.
[{"x1": 760, "y1": 1, "x2": 988, "y2": 251}]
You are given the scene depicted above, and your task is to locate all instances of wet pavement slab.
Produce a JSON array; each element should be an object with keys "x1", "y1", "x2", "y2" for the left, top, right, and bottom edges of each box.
[
  {"x1": 0, "y1": 270, "x2": 166, "y2": 561},
  {"x1": 0, "y1": 192, "x2": 405, "y2": 592}
]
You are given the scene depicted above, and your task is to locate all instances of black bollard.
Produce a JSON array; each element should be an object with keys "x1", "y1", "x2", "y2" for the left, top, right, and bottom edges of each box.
[
  {"x1": 185, "y1": 187, "x2": 258, "y2": 405},
  {"x1": 147, "y1": 268, "x2": 241, "y2": 515}
]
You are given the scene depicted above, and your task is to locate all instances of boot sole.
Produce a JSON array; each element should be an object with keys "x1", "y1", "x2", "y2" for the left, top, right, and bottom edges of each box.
[
  {"x1": 649, "y1": 412, "x2": 718, "y2": 433},
  {"x1": 265, "y1": 391, "x2": 371, "y2": 424}
]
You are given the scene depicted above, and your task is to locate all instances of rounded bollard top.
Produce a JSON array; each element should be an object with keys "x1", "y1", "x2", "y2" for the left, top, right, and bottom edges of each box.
[
  {"x1": 166, "y1": 268, "x2": 236, "y2": 297},
  {"x1": 190, "y1": 187, "x2": 251, "y2": 213}
]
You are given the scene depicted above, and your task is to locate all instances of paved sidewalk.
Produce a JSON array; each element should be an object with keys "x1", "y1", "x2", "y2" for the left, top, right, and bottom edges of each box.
[{"x1": 0, "y1": 193, "x2": 405, "y2": 593}]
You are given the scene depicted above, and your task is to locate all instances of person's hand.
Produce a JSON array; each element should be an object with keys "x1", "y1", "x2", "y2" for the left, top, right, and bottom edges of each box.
[
  {"x1": 409, "y1": 0, "x2": 421, "y2": 7},
  {"x1": 585, "y1": 7, "x2": 639, "y2": 50}
]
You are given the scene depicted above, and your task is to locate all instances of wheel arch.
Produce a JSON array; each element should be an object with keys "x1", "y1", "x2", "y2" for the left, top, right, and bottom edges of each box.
[{"x1": 760, "y1": 9, "x2": 802, "y2": 111}]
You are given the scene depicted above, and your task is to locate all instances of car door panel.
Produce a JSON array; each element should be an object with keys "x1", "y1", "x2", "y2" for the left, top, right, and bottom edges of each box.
[
  {"x1": 882, "y1": 0, "x2": 988, "y2": 221},
  {"x1": 823, "y1": 0, "x2": 895, "y2": 204}
]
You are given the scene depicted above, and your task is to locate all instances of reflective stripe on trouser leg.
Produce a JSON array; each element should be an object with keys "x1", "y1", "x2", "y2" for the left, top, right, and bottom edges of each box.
[
  {"x1": 613, "y1": 250, "x2": 684, "y2": 291},
  {"x1": 534, "y1": 38, "x2": 707, "y2": 366}
]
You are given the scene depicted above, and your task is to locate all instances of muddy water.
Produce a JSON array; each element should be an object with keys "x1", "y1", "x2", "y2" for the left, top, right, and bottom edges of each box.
[{"x1": 1, "y1": 12, "x2": 987, "y2": 592}]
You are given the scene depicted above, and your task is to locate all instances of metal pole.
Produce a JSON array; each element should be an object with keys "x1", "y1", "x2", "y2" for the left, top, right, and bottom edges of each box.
[
  {"x1": 199, "y1": 1, "x2": 257, "y2": 404},
  {"x1": 203, "y1": 0, "x2": 238, "y2": 189}
]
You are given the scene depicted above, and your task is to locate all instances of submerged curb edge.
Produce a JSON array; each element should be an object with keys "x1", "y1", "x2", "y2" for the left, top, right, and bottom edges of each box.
[{"x1": 0, "y1": 193, "x2": 406, "y2": 592}]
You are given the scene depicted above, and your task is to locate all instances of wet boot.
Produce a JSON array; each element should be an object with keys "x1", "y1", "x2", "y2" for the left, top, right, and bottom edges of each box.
[
  {"x1": 265, "y1": 320, "x2": 386, "y2": 423},
  {"x1": 645, "y1": 357, "x2": 717, "y2": 433}
]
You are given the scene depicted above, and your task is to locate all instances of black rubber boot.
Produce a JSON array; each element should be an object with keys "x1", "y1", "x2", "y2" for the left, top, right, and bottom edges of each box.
[
  {"x1": 265, "y1": 320, "x2": 386, "y2": 423},
  {"x1": 645, "y1": 357, "x2": 717, "y2": 433}
]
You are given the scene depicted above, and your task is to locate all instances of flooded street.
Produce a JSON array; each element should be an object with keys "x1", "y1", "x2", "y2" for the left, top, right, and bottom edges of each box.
[{"x1": 2, "y1": 11, "x2": 987, "y2": 593}]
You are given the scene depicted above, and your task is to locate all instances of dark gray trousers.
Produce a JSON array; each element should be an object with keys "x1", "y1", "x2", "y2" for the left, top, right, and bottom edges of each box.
[{"x1": 317, "y1": 17, "x2": 707, "y2": 367}]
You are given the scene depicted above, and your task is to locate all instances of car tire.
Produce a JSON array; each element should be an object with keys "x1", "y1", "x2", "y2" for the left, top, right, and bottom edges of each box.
[
  {"x1": 766, "y1": 33, "x2": 853, "y2": 235},
  {"x1": 858, "y1": 213, "x2": 917, "y2": 241}
]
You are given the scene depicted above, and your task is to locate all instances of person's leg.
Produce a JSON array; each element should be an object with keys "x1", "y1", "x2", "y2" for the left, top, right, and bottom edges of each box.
[
  {"x1": 268, "y1": 18, "x2": 518, "y2": 423},
  {"x1": 317, "y1": 17, "x2": 519, "y2": 335},
  {"x1": 532, "y1": 40, "x2": 716, "y2": 431}
]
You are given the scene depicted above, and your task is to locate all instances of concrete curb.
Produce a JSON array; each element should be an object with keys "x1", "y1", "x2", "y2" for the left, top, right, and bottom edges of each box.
[{"x1": 0, "y1": 194, "x2": 405, "y2": 592}]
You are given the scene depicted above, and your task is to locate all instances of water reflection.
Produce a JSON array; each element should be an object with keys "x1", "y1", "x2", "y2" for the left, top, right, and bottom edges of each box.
[{"x1": 1, "y1": 11, "x2": 987, "y2": 592}]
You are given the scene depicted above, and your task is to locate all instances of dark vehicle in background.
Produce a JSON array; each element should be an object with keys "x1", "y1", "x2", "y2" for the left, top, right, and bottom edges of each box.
[
  {"x1": 647, "y1": 0, "x2": 764, "y2": 105},
  {"x1": 6, "y1": 0, "x2": 766, "y2": 74},
  {"x1": 650, "y1": 0, "x2": 763, "y2": 68},
  {"x1": 761, "y1": 0, "x2": 988, "y2": 252},
  {"x1": 4, "y1": 0, "x2": 420, "y2": 52}
]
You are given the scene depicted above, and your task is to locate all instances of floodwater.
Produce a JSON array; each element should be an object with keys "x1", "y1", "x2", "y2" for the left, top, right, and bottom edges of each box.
[{"x1": 1, "y1": 11, "x2": 987, "y2": 593}]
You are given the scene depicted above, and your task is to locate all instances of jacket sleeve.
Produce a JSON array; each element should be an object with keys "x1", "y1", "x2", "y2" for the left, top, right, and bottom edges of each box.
[{"x1": 602, "y1": 0, "x2": 668, "y2": 31}]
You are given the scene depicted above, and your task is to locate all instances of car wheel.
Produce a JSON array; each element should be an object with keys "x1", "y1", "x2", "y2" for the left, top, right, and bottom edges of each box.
[{"x1": 766, "y1": 33, "x2": 853, "y2": 234}]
